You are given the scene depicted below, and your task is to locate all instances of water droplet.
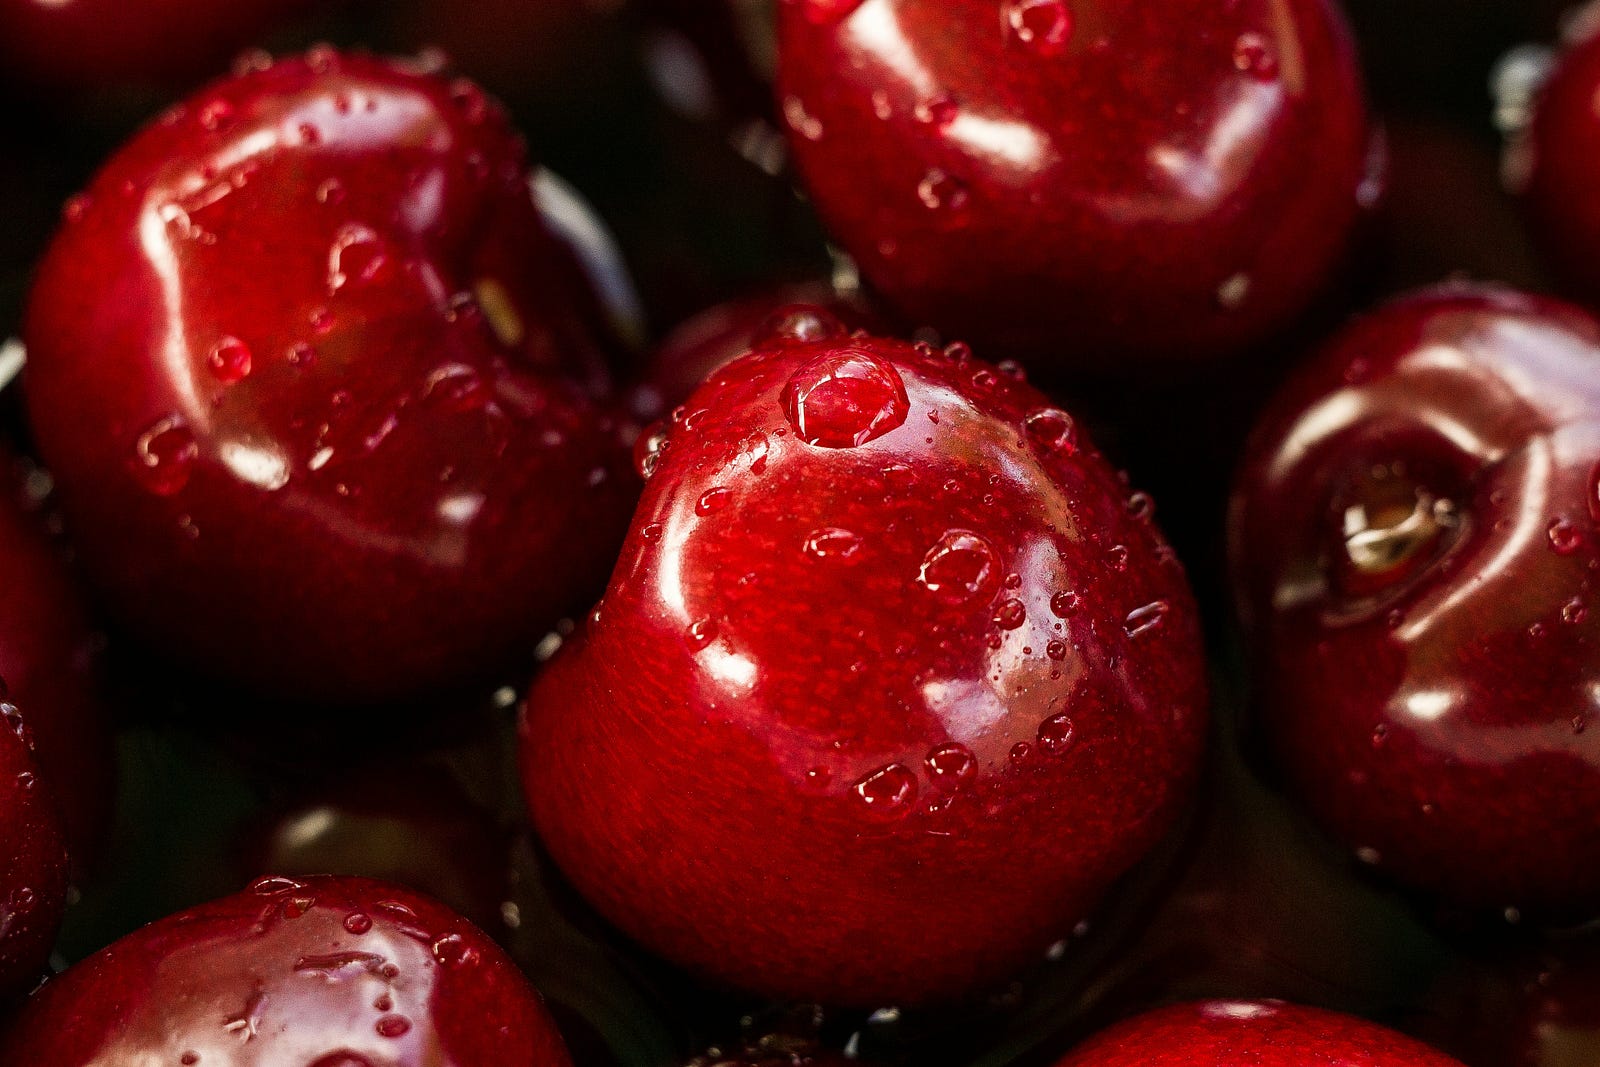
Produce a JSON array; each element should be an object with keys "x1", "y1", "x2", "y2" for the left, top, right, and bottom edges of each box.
[
  {"x1": 1045, "y1": 639, "x2": 1068, "y2": 661},
  {"x1": 431, "y1": 933, "x2": 479, "y2": 966},
  {"x1": 783, "y1": 95, "x2": 825, "y2": 141},
  {"x1": 1549, "y1": 517, "x2": 1585, "y2": 555},
  {"x1": 328, "y1": 224, "x2": 389, "y2": 292},
  {"x1": 1123, "y1": 600, "x2": 1169, "y2": 637},
  {"x1": 250, "y1": 875, "x2": 306, "y2": 897},
  {"x1": 1371, "y1": 723, "x2": 1389, "y2": 748},
  {"x1": 696, "y1": 487, "x2": 732, "y2": 515},
  {"x1": 207, "y1": 336, "x2": 253, "y2": 383},
  {"x1": 852, "y1": 763, "x2": 917, "y2": 816},
  {"x1": 132, "y1": 417, "x2": 198, "y2": 496},
  {"x1": 915, "y1": 94, "x2": 960, "y2": 127},
  {"x1": 1009, "y1": 741, "x2": 1032, "y2": 764},
  {"x1": 198, "y1": 98, "x2": 235, "y2": 131},
  {"x1": 634, "y1": 424, "x2": 670, "y2": 480},
  {"x1": 917, "y1": 168, "x2": 971, "y2": 222},
  {"x1": 1037, "y1": 713, "x2": 1076, "y2": 756},
  {"x1": 781, "y1": 349, "x2": 909, "y2": 448},
  {"x1": 1105, "y1": 544, "x2": 1129, "y2": 571},
  {"x1": 755, "y1": 306, "x2": 846, "y2": 346},
  {"x1": 1125, "y1": 492, "x2": 1154, "y2": 520},
  {"x1": 1232, "y1": 32, "x2": 1278, "y2": 78},
  {"x1": 925, "y1": 743, "x2": 976, "y2": 788},
  {"x1": 316, "y1": 178, "x2": 346, "y2": 206},
  {"x1": 1023, "y1": 409, "x2": 1077, "y2": 455},
  {"x1": 686, "y1": 618, "x2": 719, "y2": 651},
  {"x1": 1216, "y1": 273, "x2": 1252, "y2": 309},
  {"x1": 804, "y1": 527, "x2": 863, "y2": 562},
  {"x1": 641, "y1": 523, "x2": 664, "y2": 543},
  {"x1": 375, "y1": 1015, "x2": 412, "y2": 1039},
  {"x1": 1564, "y1": 597, "x2": 1588, "y2": 624},
  {"x1": 344, "y1": 912, "x2": 372, "y2": 934},
  {"x1": 1006, "y1": 0, "x2": 1073, "y2": 54},
  {"x1": 1050, "y1": 590, "x2": 1080, "y2": 617},
  {"x1": 919, "y1": 530, "x2": 999, "y2": 604},
  {"x1": 993, "y1": 599, "x2": 1027, "y2": 630}
]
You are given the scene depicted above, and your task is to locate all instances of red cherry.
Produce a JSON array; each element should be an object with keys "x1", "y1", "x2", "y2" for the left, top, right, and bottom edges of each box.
[
  {"x1": 1514, "y1": 24, "x2": 1600, "y2": 304},
  {"x1": 521, "y1": 333, "x2": 1208, "y2": 1006},
  {"x1": 0, "y1": 455, "x2": 114, "y2": 868},
  {"x1": 1230, "y1": 286, "x2": 1600, "y2": 915},
  {"x1": 1056, "y1": 1001, "x2": 1463, "y2": 1067},
  {"x1": 0, "y1": 0, "x2": 312, "y2": 91},
  {"x1": 23, "y1": 50, "x2": 636, "y2": 705},
  {"x1": 643, "y1": 283, "x2": 882, "y2": 413},
  {"x1": 0, "y1": 697, "x2": 70, "y2": 998},
  {"x1": 0, "y1": 875, "x2": 571, "y2": 1065},
  {"x1": 774, "y1": 0, "x2": 1372, "y2": 371}
]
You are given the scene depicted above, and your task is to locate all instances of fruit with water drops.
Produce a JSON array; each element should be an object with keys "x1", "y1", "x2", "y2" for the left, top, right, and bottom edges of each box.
[
  {"x1": 521, "y1": 331, "x2": 1208, "y2": 1005},
  {"x1": 0, "y1": 695, "x2": 70, "y2": 998},
  {"x1": 23, "y1": 49, "x2": 636, "y2": 705},
  {"x1": 1231, "y1": 286, "x2": 1600, "y2": 916},
  {"x1": 0, "y1": 875, "x2": 572, "y2": 1065},
  {"x1": 775, "y1": 0, "x2": 1373, "y2": 371}
]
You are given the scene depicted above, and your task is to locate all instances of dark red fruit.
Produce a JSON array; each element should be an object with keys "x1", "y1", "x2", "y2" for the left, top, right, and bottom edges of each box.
[
  {"x1": 775, "y1": 0, "x2": 1373, "y2": 370},
  {"x1": 0, "y1": 0, "x2": 311, "y2": 91},
  {"x1": 521, "y1": 332, "x2": 1208, "y2": 1006},
  {"x1": 1057, "y1": 1001, "x2": 1464, "y2": 1067},
  {"x1": 0, "y1": 875, "x2": 572, "y2": 1065},
  {"x1": 0, "y1": 697, "x2": 70, "y2": 998},
  {"x1": 0, "y1": 456, "x2": 113, "y2": 866},
  {"x1": 1230, "y1": 286, "x2": 1600, "y2": 915},
  {"x1": 1510, "y1": 21, "x2": 1600, "y2": 305},
  {"x1": 24, "y1": 50, "x2": 635, "y2": 705},
  {"x1": 642, "y1": 283, "x2": 880, "y2": 412}
]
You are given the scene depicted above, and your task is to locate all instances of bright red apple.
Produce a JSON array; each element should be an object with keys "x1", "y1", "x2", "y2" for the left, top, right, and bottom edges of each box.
[
  {"x1": 23, "y1": 49, "x2": 636, "y2": 706},
  {"x1": 522, "y1": 330, "x2": 1209, "y2": 1006},
  {"x1": 775, "y1": 0, "x2": 1374, "y2": 371}
]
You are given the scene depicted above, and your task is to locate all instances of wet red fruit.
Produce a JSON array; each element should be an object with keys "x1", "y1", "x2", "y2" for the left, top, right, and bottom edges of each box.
[
  {"x1": 521, "y1": 332, "x2": 1209, "y2": 1006},
  {"x1": 775, "y1": 0, "x2": 1373, "y2": 371},
  {"x1": 0, "y1": 458, "x2": 113, "y2": 866},
  {"x1": 0, "y1": 697, "x2": 70, "y2": 998},
  {"x1": 1512, "y1": 24, "x2": 1600, "y2": 305},
  {"x1": 1230, "y1": 286, "x2": 1600, "y2": 916},
  {"x1": 0, "y1": 0, "x2": 311, "y2": 91},
  {"x1": 23, "y1": 50, "x2": 635, "y2": 705},
  {"x1": 0, "y1": 875, "x2": 572, "y2": 1065},
  {"x1": 643, "y1": 283, "x2": 881, "y2": 412},
  {"x1": 1058, "y1": 1001, "x2": 1464, "y2": 1067}
]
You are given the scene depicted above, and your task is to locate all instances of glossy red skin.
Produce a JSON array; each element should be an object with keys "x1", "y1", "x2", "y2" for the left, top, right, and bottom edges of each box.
[
  {"x1": 1058, "y1": 1001, "x2": 1464, "y2": 1067},
  {"x1": 1521, "y1": 26, "x2": 1600, "y2": 306},
  {"x1": 1231, "y1": 286, "x2": 1600, "y2": 915},
  {"x1": 642, "y1": 283, "x2": 882, "y2": 412},
  {"x1": 0, "y1": 701, "x2": 70, "y2": 999},
  {"x1": 0, "y1": 0, "x2": 311, "y2": 91},
  {"x1": 0, "y1": 461, "x2": 113, "y2": 867},
  {"x1": 775, "y1": 0, "x2": 1372, "y2": 370},
  {"x1": 521, "y1": 334, "x2": 1209, "y2": 1006},
  {"x1": 0, "y1": 875, "x2": 572, "y2": 1065},
  {"x1": 24, "y1": 51, "x2": 635, "y2": 706}
]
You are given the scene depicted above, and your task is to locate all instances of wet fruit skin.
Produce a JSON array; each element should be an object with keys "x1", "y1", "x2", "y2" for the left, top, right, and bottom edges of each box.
[
  {"x1": 0, "y1": 0, "x2": 311, "y2": 91},
  {"x1": 23, "y1": 50, "x2": 636, "y2": 706},
  {"x1": 0, "y1": 875, "x2": 573, "y2": 1065},
  {"x1": 775, "y1": 0, "x2": 1373, "y2": 371},
  {"x1": 0, "y1": 698, "x2": 71, "y2": 999},
  {"x1": 1230, "y1": 286, "x2": 1600, "y2": 916},
  {"x1": 1518, "y1": 26, "x2": 1600, "y2": 306},
  {"x1": 1057, "y1": 1001, "x2": 1465, "y2": 1067},
  {"x1": 0, "y1": 459, "x2": 114, "y2": 867},
  {"x1": 521, "y1": 330, "x2": 1209, "y2": 1006}
]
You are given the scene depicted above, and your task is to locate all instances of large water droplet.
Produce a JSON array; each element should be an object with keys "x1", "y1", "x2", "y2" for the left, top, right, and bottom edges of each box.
[
  {"x1": 207, "y1": 336, "x2": 253, "y2": 383},
  {"x1": 1023, "y1": 409, "x2": 1077, "y2": 456},
  {"x1": 918, "y1": 530, "x2": 999, "y2": 604},
  {"x1": 132, "y1": 417, "x2": 198, "y2": 496},
  {"x1": 1006, "y1": 0, "x2": 1073, "y2": 54},
  {"x1": 686, "y1": 618, "x2": 719, "y2": 651},
  {"x1": 853, "y1": 763, "x2": 917, "y2": 816},
  {"x1": 1037, "y1": 713, "x2": 1076, "y2": 757},
  {"x1": 925, "y1": 743, "x2": 976, "y2": 788},
  {"x1": 696, "y1": 487, "x2": 732, "y2": 515},
  {"x1": 375, "y1": 1015, "x2": 412, "y2": 1039},
  {"x1": 781, "y1": 349, "x2": 909, "y2": 448},
  {"x1": 993, "y1": 599, "x2": 1027, "y2": 630}
]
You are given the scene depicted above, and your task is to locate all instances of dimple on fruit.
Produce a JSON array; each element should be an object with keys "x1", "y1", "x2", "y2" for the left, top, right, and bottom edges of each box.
[
  {"x1": 521, "y1": 329, "x2": 1209, "y2": 1006},
  {"x1": 22, "y1": 48, "x2": 636, "y2": 706},
  {"x1": 775, "y1": 0, "x2": 1374, "y2": 371},
  {"x1": 1230, "y1": 285, "x2": 1600, "y2": 917}
]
